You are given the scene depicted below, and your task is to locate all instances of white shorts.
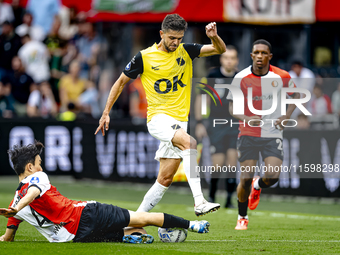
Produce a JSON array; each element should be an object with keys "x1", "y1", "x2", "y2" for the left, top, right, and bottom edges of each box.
[{"x1": 147, "y1": 114, "x2": 188, "y2": 161}]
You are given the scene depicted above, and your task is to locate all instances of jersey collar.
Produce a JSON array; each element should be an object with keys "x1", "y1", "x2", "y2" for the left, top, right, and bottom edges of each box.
[
  {"x1": 16, "y1": 182, "x2": 25, "y2": 191},
  {"x1": 154, "y1": 42, "x2": 178, "y2": 54},
  {"x1": 250, "y1": 65, "x2": 272, "y2": 77}
]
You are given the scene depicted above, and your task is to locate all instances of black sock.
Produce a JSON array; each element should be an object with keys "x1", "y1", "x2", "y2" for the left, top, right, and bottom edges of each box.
[
  {"x1": 226, "y1": 194, "x2": 232, "y2": 206},
  {"x1": 226, "y1": 178, "x2": 236, "y2": 193},
  {"x1": 226, "y1": 178, "x2": 236, "y2": 206},
  {"x1": 259, "y1": 178, "x2": 270, "y2": 189},
  {"x1": 162, "y1": 213, "x2": 190, "y2": 229},
  {"x1": 209, "y1": 178, "x2": 219, "y2": 201},
  {"x1": 238, "y1": 200, "x2": 248, "y2": 217}
]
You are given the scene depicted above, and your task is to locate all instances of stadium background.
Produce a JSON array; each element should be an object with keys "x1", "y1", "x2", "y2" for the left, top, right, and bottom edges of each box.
[{"x1": 0, "y1": 0, "x2": 340, "y2": 199}]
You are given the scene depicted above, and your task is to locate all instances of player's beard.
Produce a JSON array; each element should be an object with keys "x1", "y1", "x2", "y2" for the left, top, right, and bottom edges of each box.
[{"x1": 164, "y1": 41, "x2": 177, "y2": 52}]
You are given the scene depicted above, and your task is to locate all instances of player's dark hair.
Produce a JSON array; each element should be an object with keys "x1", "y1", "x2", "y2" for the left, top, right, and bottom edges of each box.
[
  {"x1": 225, "y1": 45, "x2": 238, "y2": 56},
  {"x1": 313, "y1": 84, "x2": 323, "y2": 91},
  {"x1": 8, "y1": 140, "x2": 44, "y2": 176},
  {"x1": 161, "y1": 14, "x2": 187, "y2": 32},
  {"x1": 253, "y1": 39, "x2": 272, "y2": 53},
  {"x1": 21, "y1": 33, "x2": 31, "y2": 40},
  {"x1": 226, "y1": 45, "x2": 237, "y2": 52},
  {"x1": 291, "y1": 60, "x2": 304, "y2": 67}
]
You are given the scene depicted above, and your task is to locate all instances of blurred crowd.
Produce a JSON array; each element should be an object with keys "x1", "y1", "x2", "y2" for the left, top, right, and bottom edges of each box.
[
  {"x1": 0, "y1": 0, "x2": 339, "y2": 130},
  {"x1": 0, "y1": 0, "x2": 108, "y2": 121},
  {"x1": 286, "y1": 60, "x2": 340, "y2": 130}
]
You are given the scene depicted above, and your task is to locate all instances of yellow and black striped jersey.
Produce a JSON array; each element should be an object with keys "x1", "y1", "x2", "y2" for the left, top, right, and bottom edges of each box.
[{"x1": 124, "y1": 43, "x2": 202, "y2": 122}]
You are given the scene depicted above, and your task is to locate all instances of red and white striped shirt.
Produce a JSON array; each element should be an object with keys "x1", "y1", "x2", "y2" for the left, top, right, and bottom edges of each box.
[
  {"x1": 7, "y1": 172, "x2": 91, "y2": 242},
  {"x1": 227, "y1": 65, "x2": 296, "y2": 138}
]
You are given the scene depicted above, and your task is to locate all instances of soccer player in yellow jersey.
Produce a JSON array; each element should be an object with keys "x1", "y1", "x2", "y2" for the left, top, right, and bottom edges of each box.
[{"x1": 95, "y1": 14, "x2": 226, "y2": 216}]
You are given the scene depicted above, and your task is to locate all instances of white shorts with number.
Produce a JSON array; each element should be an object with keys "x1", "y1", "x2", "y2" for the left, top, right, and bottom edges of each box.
[{"x1": 147, "y1": 114, "x2": 188, "y2": 161}]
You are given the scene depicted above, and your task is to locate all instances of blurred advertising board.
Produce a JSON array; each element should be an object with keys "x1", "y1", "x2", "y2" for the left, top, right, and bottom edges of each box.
[
  {"x1": 93, "y1": 0, "x2": 179, "y2": 13},
  {"x1": 10, "y1": 0, "x2": 340, "y2": 23},
  {"x1": 0, "y1": 119, "x2": 339, "y2": 197},
  {"x1": 224, "y1": 0, "x2": 316, "y2": 24}
]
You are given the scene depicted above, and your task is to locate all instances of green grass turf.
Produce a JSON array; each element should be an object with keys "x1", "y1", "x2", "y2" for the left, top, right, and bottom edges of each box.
[{"x1": 0, "y1": 176, "x2": 340, "y2": 254}]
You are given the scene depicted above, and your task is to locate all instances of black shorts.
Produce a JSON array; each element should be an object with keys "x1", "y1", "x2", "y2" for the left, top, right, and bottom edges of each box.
[
  {"x1": 208, "y1": 128, "x2": 238, "y2": 154},
  {"x1": 237, "y1": 136, "x2": 284, "y2": 162},
  {"x1": 73, "y1": 202, "x2": 130, "y2": 243}
]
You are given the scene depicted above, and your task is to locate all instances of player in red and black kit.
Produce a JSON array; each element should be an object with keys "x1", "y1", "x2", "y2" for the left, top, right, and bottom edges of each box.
[
  {"x1": 0, "y1": 141, "x2": 210, "y2": 243},
  {"x1": 227, "y1": 40, "x2": 300, "y2": 230}
]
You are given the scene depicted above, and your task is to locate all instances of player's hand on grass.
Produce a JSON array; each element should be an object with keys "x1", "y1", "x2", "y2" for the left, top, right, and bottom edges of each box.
[
  {"x1": 95, "y1": 114, "x2": 110, "y2": 136},
  {"x1": 205, "y1": 22, "x2": 217, "y2": 39},
  {"x1": 0, "y1": 235, "x2": 5, "y2": 241},
  {"x1": 0, "y1": 207, "x2": 18, "y2": 218}
]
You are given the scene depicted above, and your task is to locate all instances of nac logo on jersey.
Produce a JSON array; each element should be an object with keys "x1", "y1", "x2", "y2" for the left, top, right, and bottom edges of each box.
[
  {"x1": 176, "y1": 57, "x2": 185, "y2": 66},
  {"x1": 30, "y1": 176, "x2": 40, "y2": 184}
]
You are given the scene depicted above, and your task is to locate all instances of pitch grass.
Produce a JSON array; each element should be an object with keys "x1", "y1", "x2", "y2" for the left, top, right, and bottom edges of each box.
[{"x1": 0, "y1": 177, "x2": 339, "y2": 254}]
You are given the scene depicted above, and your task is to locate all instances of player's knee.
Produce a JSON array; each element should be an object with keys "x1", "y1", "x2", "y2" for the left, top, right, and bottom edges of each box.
[
  {"x1": 265, "y1": 171, "x2": 280, "y2": 182},
  {"x1": 183, "y1": 137, "x2": 197, "y2": 150},
  {"x1": 174, "y1": 129, "x2": 196, "y2": 150},
  {"x1": 181, "y1": 136, "x2": 196, "y2": 150},
  {"x1": 157, "y1": 175, "x2": 173, "y2": 187},
  {"x1": 190, "y1": 137, "x2": 197, "y2": 149},
  {"x1": 240, "y1": 177, "x2": 253, "y2": 188},
  {"x1": 266, "y1": 176, "x2": 279, "y2": 186}
]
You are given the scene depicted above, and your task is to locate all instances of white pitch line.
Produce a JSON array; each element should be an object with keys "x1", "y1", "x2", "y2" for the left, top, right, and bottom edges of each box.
[{"x1": 187, "y1": 240, "x2": 340, "y2": 243}]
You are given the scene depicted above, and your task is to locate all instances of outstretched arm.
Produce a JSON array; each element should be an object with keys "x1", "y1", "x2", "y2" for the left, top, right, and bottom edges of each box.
[
  {"x1": 0, "y1": 187, "x2": 41, "y2": 218},
  {"x1": 95, "y1": 73, "x2": 131, "y2": 136},
  {"x1": 199, "y1": 22, "x2": 226, "y2": 57}
]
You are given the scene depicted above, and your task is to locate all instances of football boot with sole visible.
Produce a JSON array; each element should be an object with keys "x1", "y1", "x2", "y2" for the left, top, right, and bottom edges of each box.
[
  {"x1": 194, "y1": 199, "x2": 220, "y2": 216},
  {"x1": 188, "y1": 220, "x2": 210, "y2": 233},
  {"x1": 122, "y1": 234, "x2": 154, "y2": 244}
]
